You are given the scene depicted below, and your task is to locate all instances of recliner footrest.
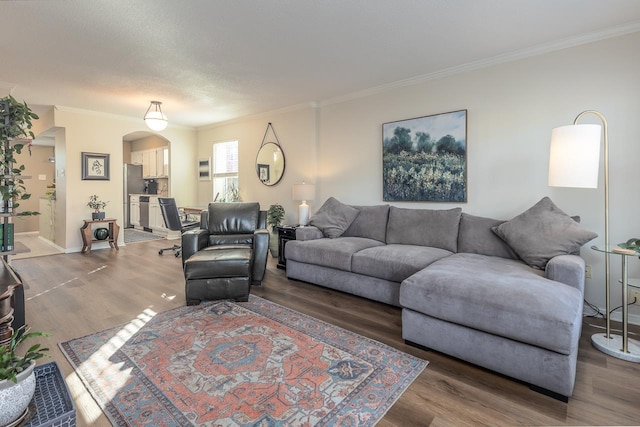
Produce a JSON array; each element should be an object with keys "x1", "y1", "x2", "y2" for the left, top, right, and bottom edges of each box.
[
  {"x1": 184, "y1": 247, "x2": 252, "y2": 304},
  {"x1": 184, "y1": 248, "x2": 252, "y2": 280}
]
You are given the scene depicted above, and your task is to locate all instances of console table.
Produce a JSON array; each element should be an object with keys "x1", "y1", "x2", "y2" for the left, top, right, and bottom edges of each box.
[
  {"x1": 80, "y1": 218, "x2": 120, "y2": 253},
  {"x1": 591, "y1": 245, "x2": 640, "y2": 362},
  {"x1": 277, "y1": 225, "x2": 298, "y2": 269}
]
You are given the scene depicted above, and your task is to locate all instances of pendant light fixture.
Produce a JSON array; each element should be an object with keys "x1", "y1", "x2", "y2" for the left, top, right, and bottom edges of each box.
[{"x1": 144, "y1": 101, "x2": 168, "y2": 131}]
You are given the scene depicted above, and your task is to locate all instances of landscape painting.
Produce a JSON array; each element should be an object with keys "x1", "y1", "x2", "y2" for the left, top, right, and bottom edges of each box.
[{"x1": 383, "y1": 110, "x2": 467, "y2": 202}]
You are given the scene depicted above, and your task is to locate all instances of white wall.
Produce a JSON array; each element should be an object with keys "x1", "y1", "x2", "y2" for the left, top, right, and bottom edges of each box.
[
  {"x1": 199, "y1": 31, "x2": 640, "y2": 321},
  {"x1": 197, "y1": 107, "x2": 317, "y2": 226},
  {"x1": 50, "y1": 108, "x2": 197, "y2": 251}
]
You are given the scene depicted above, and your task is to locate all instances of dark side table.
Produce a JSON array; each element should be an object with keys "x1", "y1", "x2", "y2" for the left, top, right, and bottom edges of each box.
[{"x1": 277, "y1": 225, "x2": 298, "y2": 269}]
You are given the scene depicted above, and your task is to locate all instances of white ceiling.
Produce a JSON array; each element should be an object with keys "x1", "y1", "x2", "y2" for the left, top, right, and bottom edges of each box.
[{"x1": 2, "y1": 0, "x2": 640, "y2": 129}]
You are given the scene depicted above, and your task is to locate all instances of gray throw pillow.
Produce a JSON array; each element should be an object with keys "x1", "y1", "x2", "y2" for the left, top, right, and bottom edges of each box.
[
  {"x1": 309, "y1": 197, "x2": 360, "y2": 238},
  {"x1": 492, "y1": 197, "x2": 598, "y2": 269}
]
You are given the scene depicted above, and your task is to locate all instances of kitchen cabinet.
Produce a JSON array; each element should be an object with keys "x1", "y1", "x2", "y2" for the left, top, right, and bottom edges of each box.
[
  {"x1": 149, "y1": 197, "x2": 166, "y2": 231},
  {"x1": 157, "y1": 148, "x2": 168, "y2": 177},
  {"x1": 131, "y1": 151, "x2": 143, "y2": 166},
  {"x1": 131, "y1": 148, "x2": 168, "y2": 178},
  {"x1": 130, "y1": 196, "x2": 140, "y2": 227}
]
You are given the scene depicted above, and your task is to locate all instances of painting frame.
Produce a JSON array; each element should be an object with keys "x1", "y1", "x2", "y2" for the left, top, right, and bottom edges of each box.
[
  {"x1": 382, "y1": 109, "x2": 467, "y2": 202},
  {"x1": 198, "y1": 157, "x2": 211, "y2": 181},
  {"x1": 257, "y1": 163, "x2": 270, "y2": 183},
  {"x1": 81, "y1": 152, "x2": 110, "y2": 181}
]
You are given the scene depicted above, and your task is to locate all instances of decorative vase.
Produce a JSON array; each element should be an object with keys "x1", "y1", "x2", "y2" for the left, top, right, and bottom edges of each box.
[
  {"x1": 94, "y1": 227, "x2": 109, "y2": 240},
  {"x1": 0, "y1": 360, "x2": 36, "y2": 426},
  {"x1": 92, "y1": 212, "x2": 105, "y2": 220},
  {"x1": 269, "y1": 230, "x2": 279, "y2": 258}
]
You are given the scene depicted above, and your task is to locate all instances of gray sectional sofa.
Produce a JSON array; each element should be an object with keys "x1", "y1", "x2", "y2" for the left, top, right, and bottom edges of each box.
[{"x1": 285, "y1": 197, "x2": 597, "y2": 400}]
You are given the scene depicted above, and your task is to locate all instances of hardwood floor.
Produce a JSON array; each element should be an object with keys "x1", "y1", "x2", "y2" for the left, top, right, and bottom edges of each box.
[{"x1": 11, "y1": 239, "x2": 640, "y2": 426}]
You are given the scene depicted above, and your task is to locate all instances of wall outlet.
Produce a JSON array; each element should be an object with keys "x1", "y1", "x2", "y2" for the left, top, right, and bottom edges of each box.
[
  {"x1": 629, "y1": 286, "x2": 640, "y2": 305},
  {"x1": 585, "y1": 265, "x2": 592, "y2": 279}
]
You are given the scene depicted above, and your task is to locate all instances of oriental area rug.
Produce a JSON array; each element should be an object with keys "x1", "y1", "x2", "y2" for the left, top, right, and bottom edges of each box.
[{"x1": 60, "y1": 296, "x2": 427, "y2": 426}]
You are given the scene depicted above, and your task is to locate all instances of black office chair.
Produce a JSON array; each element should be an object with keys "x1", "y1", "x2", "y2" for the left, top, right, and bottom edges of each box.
[{"x1": 158, "y1": 197, "x2": 200, "y2": 257}]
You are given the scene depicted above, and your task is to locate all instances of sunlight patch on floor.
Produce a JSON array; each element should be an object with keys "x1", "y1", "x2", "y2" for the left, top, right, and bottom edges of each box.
[
  {"x1": 65, "y1": 308, "x2": 157, "y2": 424},
  {"x1": 26, "y1": 277, "x2": 79, "y2": 301},
  {"x1": 87, "y1": 265, "x2": 108, "y2": 275}
]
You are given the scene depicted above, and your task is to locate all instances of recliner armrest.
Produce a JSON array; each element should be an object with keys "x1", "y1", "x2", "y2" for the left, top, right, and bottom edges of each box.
[
  {"x1": 252, "y1": 228, "x2": 269, "y2": 285},
  {"x1": 181, "y1": 228, "x2": 209, "y2": 267}
]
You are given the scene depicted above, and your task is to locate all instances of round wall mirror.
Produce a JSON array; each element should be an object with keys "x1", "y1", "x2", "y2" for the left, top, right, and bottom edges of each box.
[{"x1": 256, "y1": 142, "x2": 286, "y2": 186}]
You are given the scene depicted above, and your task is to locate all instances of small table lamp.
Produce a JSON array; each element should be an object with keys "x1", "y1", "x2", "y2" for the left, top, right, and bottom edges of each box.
[{"x1": 292, "y1": 182, "x2": 315, "y2": 226}]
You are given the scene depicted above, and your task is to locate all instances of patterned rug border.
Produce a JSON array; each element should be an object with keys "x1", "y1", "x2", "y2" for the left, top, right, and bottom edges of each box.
[{"x1": 59, "y1": 295, "x2": 428, "y2": 426}]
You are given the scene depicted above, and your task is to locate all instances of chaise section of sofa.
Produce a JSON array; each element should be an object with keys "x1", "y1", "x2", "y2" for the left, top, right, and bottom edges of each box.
[{"x1": 400, "y1": 252, "x2": 584, "y2": 399}]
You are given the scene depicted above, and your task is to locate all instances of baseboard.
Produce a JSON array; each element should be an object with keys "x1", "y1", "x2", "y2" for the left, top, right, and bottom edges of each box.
[
  {"x1": 37, "y1": 236, "x2": 65, "y2": 252},
  {"x1": 604, "y1": 308, "x2": 640, "y2": 326}
]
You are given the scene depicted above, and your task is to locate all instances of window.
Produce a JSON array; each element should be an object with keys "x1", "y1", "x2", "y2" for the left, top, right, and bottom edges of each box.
[{"x1": 212, "y1": 140, "x2": 239, "y2": 201}]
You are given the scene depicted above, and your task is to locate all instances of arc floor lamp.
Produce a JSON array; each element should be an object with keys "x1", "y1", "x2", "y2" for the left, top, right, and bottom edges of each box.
[{"x1": 549, "y1": 110, "x2": 640, "y2": 362}]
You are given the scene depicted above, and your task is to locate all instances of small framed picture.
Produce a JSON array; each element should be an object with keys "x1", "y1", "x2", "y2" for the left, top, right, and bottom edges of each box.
[
  {"x1": 81, "y1": 152, "x2": 110, "y2": 180},
  {"x1": 198, "y1": 157, "x2": 211, "y2": 181},
  {"x1": 257, "y1": 163, "x2": 270, "y2": 183}
]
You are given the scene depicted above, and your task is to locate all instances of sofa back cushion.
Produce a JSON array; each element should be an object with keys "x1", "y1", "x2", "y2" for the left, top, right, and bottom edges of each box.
[
  {"x1": 342, "y1": 204, "x2": 390, "y2": 242},
  {"x1": 386, "y1": 206, "x2": 462, "y2": 252},
  {"x1": 457, "y1": 213, "x2": 519, "y2": 260}
]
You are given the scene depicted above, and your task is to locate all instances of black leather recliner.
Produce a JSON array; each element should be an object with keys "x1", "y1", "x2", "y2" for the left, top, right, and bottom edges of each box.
[{"x1": 181, "y1": 202, "x2": 269, "y2": 305}]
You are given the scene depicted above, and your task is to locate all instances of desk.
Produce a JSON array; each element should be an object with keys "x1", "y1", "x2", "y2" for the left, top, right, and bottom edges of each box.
[
  {"x1": 182, "y1": 206, "x2": 207, "y2": 221},
  {"x1": 80, "y1": 218, "x2": 120, "y2": 253}
]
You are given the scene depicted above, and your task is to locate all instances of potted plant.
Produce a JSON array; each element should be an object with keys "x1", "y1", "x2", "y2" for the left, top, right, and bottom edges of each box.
[
  {"x1": 0, "y1": 326, "x2": 50, "y2": 426},
  {"x1": 87, "y1": 194, "x2": 108, "y2": 220},
  {"x1": 0, "y1": 95, "x2": 40, "y2": 216},
  {"x1": 267, "y1": 204, "x2": 285, "y2": 257}
]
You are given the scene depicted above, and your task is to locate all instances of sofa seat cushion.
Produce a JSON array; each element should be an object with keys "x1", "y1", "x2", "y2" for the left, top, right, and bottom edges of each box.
[
  {"x1": 400, "y1": 253, "x2": 582, "y2": 355},
  {"x1": 285, "y1": 237, "x2": 384, "y2": 272},
  {"x1": 352, "y1": 244, "x2": 452, "y2": 283}
]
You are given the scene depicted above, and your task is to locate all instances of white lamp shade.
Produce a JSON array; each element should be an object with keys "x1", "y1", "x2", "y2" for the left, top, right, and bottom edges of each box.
[
  {"x1": 548, "y1": 124, "x2": 601, "y2": 188},
  {"x1": 292, "y1": 183, "x2": 315, "y2": 201},
  {"x1": 144, "y1": 111, "x2": 168, "y2": 131},
  {"x1": 144, "y1": 101, "x2": 168, "y2": 131}
]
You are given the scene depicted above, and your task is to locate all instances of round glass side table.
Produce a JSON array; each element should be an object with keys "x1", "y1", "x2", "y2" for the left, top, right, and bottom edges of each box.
[{"x1": 590, "y1": 245, "x2": 640, "y2": 363}]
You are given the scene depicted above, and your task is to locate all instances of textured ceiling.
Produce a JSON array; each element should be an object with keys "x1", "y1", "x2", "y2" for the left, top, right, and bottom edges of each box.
[{"x1": 2, "y1": 0, "x2": 640, "y2": 129}]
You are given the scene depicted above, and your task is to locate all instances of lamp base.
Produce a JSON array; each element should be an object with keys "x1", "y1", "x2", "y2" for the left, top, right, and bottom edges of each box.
[
  {"x1": 298, "y1": 202, "x2": 310, "y2": 226},
  {"x1": 591, "y1": 333, "x2": 640, "y2": 363}
]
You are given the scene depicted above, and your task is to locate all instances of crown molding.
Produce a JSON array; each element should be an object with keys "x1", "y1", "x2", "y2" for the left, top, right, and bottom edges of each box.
[
  {"x1": 198, "y1": 102, "x2": 317, "y2": 131},
  {"x1": 319, "y1": 21, "x2": 640, "y2": 108},
  {"x1": 54, "y1": 105, "x2": 194, "y2": 130}
]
